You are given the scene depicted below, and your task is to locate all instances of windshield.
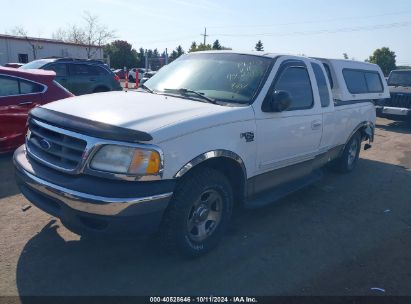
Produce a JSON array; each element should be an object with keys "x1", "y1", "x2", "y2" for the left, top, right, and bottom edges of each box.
[
  {"x1": 145, "y1": 53, "x2": 272, "y2": 104},
  {"x1": 20, "y1": 59, "x2": 54, "y2": 70},
  {"x1": 388, "y1": 71, "x2": 411, "y2": 87}
]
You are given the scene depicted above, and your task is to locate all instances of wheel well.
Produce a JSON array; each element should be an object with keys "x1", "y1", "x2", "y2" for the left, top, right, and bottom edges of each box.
[
  {"x1": 178, "y1": 157, "x2": 246, "y2": 206},
  {"x1": 357, "y1": 122, "x2": 374, "y2": 142}
]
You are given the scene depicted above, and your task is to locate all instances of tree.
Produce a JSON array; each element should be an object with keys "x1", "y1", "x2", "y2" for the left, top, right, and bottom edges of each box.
[
  {"x1": 176, "y1": 45, "x2": 184, "y2": 57},
  {"x1": 189, "y1": 41, "x2": 197, "y2": 53},
  {"x1": 368, "y1": 47, "x2": 397, "y2": 76},
  {"x1": 189, "y1": 42, "x2": 213, "y2": 53},
  {"x1": 52, "y1": 11, "x2": 115, "y2": 58},
  {"x1": 343, "y1": 53, "x2": 349, "y2": 60},
  {"x1": 212, "y1": 39, "x2": 222, "y2": 50},
  {"x1": 103, "y1": 40, "x2": 138, "y2": 69},
  {"x1": 255, "y1": 40, "x2": 264, "y2": 51},
  {"x1": 169, "y1": 45, "x2": 185, "y2": 62},
  {"x1": 10, "y1": 26, "x2": 43, "y2": 60}
]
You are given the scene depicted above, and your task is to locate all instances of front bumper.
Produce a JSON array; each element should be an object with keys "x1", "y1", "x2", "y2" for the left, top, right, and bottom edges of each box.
[
  {"x1": 381, "y1": 106, "x2": 411, "y2": 116},
  {"x1": 14, "y1": 145, "x2": 174, "y2": 236}
]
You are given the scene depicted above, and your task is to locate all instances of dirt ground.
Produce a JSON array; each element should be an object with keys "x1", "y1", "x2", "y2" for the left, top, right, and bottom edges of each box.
[{"x1": 0, "y1": 117, "x2": 410, "y2": 297}]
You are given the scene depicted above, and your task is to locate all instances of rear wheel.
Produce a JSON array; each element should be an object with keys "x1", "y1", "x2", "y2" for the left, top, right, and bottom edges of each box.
[
  {"x1": 160, "y1": 168, "x2": 233, "y2": 258},
  {"x1": 331, "y1": 132, "x2": 361, "y2": 173}
]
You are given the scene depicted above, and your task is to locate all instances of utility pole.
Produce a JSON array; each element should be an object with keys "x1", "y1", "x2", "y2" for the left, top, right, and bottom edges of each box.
[
  {"x1": 201, "y1": 27, "x2": 208, "y2": 45},
  {"x1": 145, "y1": 49, "x2": 148, "y2": 70}
]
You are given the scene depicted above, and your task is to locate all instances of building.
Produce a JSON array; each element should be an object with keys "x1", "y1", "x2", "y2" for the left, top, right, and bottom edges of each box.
[{"x1": 0, "y1": 34, "x2": 104, "y2": 65}]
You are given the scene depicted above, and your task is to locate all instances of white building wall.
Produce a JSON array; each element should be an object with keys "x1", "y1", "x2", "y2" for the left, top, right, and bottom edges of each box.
[{"x1": 0, "y1": 36, "x2": 103, "y2": 65}]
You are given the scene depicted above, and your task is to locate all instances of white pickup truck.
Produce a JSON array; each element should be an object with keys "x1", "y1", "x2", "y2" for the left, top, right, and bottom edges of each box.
[{"x1": 14, "y1": 52, "x2": 389, "y2": 257}]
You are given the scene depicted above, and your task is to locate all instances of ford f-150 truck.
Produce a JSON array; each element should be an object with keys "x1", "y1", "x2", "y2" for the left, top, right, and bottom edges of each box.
[
  {"x1": 14, "y1": 52, "x2": 389, "y2": 257},
  {"x1": 378, "y1": 69, "x2": 411, "y2": 118}
]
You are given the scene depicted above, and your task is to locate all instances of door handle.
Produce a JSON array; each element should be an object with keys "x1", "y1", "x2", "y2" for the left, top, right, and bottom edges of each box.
[
  {"x1": 89, "y1": 78, "x2": 96, "y2": 82},
  {"x1": 311, "y1": 120, "x2": 322, "y2": 130},
  {"x1": 18, "y1": 101, "x2": 34, "y2": 106}
]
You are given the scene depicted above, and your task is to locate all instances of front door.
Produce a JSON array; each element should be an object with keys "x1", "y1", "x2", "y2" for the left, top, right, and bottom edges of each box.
[{"x1": 253, "y1": 58, "x2": 323, "y2": 192}]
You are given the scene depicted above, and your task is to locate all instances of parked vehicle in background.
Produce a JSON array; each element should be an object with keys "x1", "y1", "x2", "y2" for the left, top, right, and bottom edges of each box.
[
  {"x1": 4, "y1": 63, "x2": 24, "y2": 68},
  {"x1": 113, "y1": 69, "x2": 126, "y2": 80},
  {"x1": 377, "y1": 69, "x2": 411, "y2": 119},
  {"x1": 128, "y1": 68, "x2": 150, "y2": 82},
  {"x1": 140, "y1": 71, "x2": 157, "y2": 85},
  {"x1": 0, "y1": 67, "x2": 73, "y2": 154},
  {"x1": 20, "y1": 58, "x2": 122, "y2": 96},
  {"x1": 14, "y1": 52, "x2": 388, "y2": 257}
]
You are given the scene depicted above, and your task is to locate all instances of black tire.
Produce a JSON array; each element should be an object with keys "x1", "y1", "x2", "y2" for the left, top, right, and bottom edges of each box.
[
  {"x1": 160, "y1": 168, "x2": 233, "y2": 258},
  {"x1": 331, "y1": 132, "x2": 361, "y2": 173},
  {"x1": 93, "y1": 86, "x2": 109, "y2": 93}
]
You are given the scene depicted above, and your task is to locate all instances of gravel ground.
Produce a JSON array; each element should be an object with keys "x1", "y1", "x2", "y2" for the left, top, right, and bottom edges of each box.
[{"x1": 0, "y1": 117, "x2": 410, "y2": 297}]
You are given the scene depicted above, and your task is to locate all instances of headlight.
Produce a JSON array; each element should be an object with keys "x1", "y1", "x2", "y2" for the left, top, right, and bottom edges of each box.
[{"x1": 90, "y1": 145, "x2": 161, "y2": 176}]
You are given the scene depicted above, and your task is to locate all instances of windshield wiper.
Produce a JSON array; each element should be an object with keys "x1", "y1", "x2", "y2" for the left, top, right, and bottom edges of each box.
[
  {"x1": 163, "y1": 88, "x2": 216, "y2": 104},
  {"x1": 140, "y1": 84, "x2": 154, "y2": 93}
]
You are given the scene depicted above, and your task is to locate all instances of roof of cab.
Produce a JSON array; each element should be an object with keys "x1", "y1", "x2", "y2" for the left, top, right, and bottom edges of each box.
[{"x1": 185, "y1": 50, "x2": 283, "y2": 59}]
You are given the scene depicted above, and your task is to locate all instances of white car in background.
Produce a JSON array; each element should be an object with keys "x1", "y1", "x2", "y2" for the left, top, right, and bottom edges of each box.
[{"x1": 128, "y1": 68, "x2": 150, "y2": 82}]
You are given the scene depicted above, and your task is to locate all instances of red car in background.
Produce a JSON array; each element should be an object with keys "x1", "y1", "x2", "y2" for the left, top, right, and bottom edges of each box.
[{"x1": 0, "y1": 67, "x2": 74, "y2": 154}]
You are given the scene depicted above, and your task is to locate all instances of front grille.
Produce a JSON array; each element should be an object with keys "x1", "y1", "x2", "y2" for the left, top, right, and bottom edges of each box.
[
  {"x1": 27, "y1": 119, "x2": 87, "y2": 171},
  {"x1": 385, "y1": 93, "x2": 411, "y2": 108}
]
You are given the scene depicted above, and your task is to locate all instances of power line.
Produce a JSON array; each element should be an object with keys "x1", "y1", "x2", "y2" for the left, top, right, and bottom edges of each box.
[
  {"x1": 212, "y1": 21, "x2": 411, "y2": 38},
  {"x1": 207, "y1": 9, "x2": 411, "y2": 29}
]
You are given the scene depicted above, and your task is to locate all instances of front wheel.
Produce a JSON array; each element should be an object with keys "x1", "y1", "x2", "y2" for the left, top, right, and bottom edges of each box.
[
  {"x1": 160, "y1": 168, "x2": 233, "y2": 258},
  {"x1": 331, "y1": 132, "x2": 361, "y2": 173}
]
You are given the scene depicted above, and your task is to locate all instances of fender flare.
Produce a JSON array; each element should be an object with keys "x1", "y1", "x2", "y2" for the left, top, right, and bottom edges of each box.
[
  {"x1": 174, "y1": 149, "x2": 247, "y2": 179},
  {"x1": 342, "y1": 121, "x2": 375, "y2": 153}
]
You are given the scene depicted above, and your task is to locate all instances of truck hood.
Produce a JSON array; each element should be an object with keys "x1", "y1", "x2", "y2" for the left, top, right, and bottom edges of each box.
[{"x1": 42, "y1": 91, "x2": 253, "y2": 143}]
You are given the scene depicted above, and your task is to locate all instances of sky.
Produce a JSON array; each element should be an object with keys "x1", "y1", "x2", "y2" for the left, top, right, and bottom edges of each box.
[{"x1": 1, "y1": 0, "x2": 411, "y2": 65}]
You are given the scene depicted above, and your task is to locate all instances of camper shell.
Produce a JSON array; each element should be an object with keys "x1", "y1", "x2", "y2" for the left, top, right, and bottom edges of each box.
[{"x1": 314, "y1": 58, "x2": 389, "y2": 102}]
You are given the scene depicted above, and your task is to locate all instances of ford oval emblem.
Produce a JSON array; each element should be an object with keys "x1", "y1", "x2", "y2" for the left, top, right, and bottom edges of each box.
[{"x1": 39, "y1": 138, "x2": 52, "y2": 151}]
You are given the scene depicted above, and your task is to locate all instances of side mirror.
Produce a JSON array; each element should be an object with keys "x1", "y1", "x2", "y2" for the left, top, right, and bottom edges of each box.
[{"x1": 269, "y1": 90, "x2": 292, "y2": 112}]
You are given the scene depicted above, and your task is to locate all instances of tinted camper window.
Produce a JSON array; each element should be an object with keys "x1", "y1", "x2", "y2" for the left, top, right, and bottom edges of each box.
[{"x1": 343, "y1": 69, "x2": 383, "y2": 94}]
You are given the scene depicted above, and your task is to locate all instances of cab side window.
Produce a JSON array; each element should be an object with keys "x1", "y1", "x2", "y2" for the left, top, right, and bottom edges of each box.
[
  {"x1": 275, "y1": 66, "x2": 313, "y2": 110},
  {"x1": 311, "y1": 62, "x2": 331, "y2": 107}
]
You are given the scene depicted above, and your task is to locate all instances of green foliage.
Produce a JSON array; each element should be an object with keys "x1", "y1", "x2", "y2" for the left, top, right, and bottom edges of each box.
[
  {"x1": 368, "y1": 47, "x2": 397, "y2": 76},
  {"x1": 169, "y1": 45, "x2": 185, "y2": 62},
  {"x1": 212, "y1": 39, "x2": 222, "y2": 50},
  {"x1": 189, "y1": 40, "x2": 231, "y2": 53},
  {"x1": 189, "y1": 42, "x2": 197, "y2": 52},
  {"x1": 255, "y1": 40, "x2": 264, "y2": 51},
  {"x1": 104, "y1": 40, "x2": 138, "y2": 69}
]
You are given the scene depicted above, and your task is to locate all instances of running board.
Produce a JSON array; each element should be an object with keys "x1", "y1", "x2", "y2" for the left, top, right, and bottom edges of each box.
[{"x1": 244, "y1": 170, "x2": 324, "y2": 209}]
